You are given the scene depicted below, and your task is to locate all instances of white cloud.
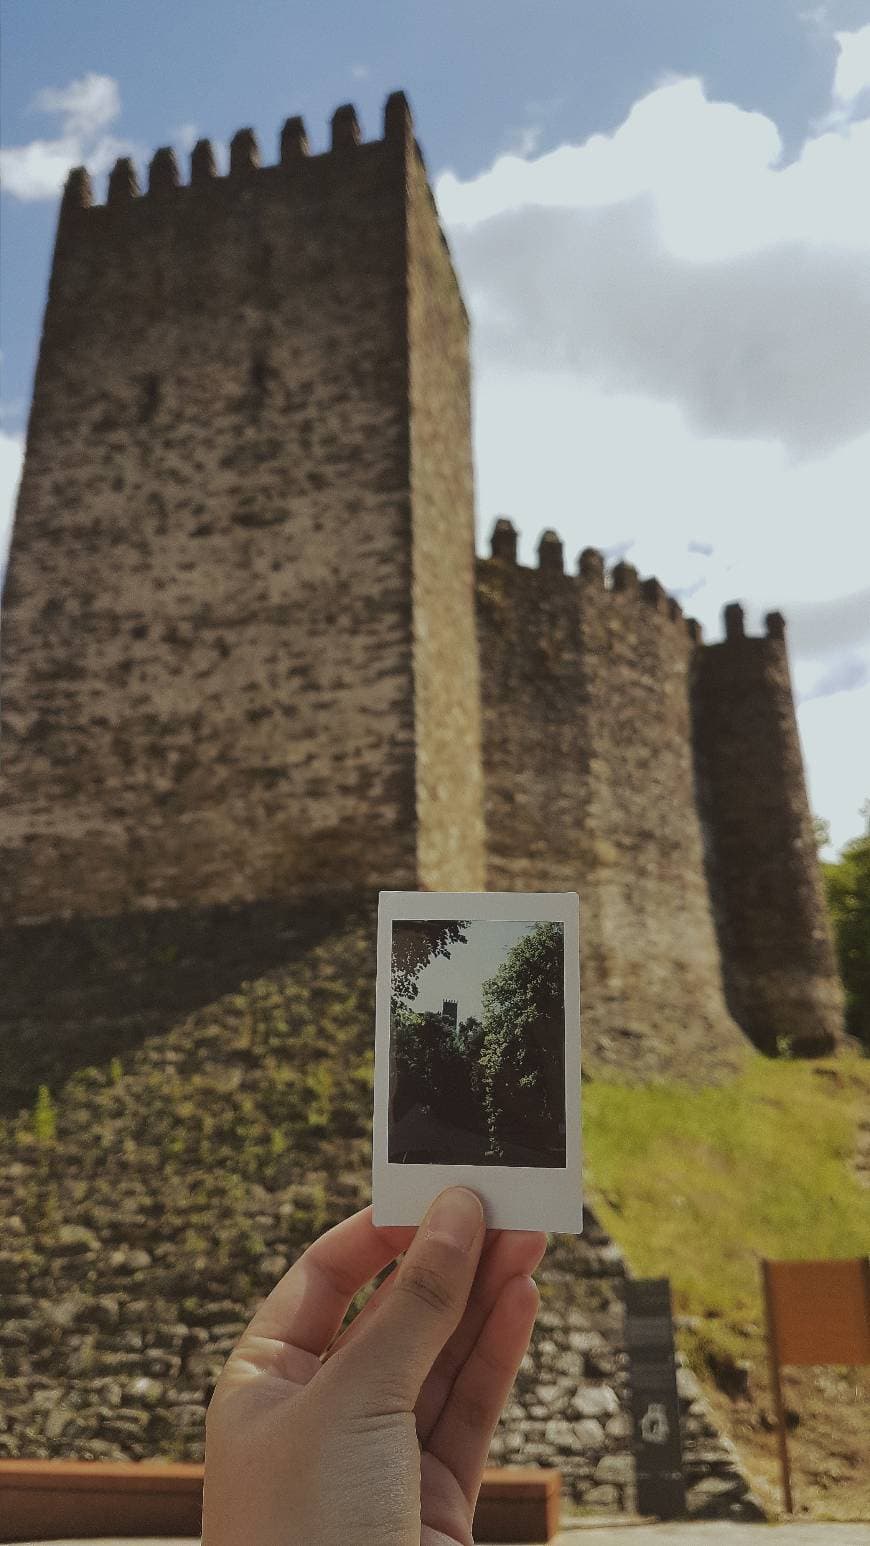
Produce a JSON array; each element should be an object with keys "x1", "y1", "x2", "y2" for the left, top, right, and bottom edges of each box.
[
  {"x1": 804, "y1": 654, "x2": 869, "y2": 700},
  {"x1": 472, "y1": 368, "x2": 870, "y2": 620},
  {"x1": 170, "y1": 122, "x2": 199, "y2": 156},
  {"x1": 798, "y1": 682, "x2": 870, "y2": 853},
  {"x1": 439, "y1": 78, "x2": 870, "y2": 255},
  {"x1": 32, "y1": 73, "x2": 120, "y2": 138},
  {"x1": 0, "y1": 137, "x2": 81, "y2": 200},
  {"x1": 0, "y1": 428, "x2": 25, "y2": 586},
  {"x1": 455, "y1": 200, "x2": 870, "y2": 456},
  {"x1": 833, "y1": 23, "x2": 870, "y2": 106},
  {"x1": 0, "y1": 72, "x2": 135, "y2": 201},
  {"x1": 439, "y1": 69, "x2": 870, "y2": 854},
  {"x1": 442, "y1": 77, "x2": 870, "y2": 459},
  {"x1": 350, "y1": 63, "x2": 369, "y2": 80},
  {"x1": 0, "y1": 394, "x2": 26, "y2": 430},
  {"x1": 504, "y1": 124, "x2": 544, "y2": 158},
  {"x1": 812, "y1": 22, "x2": 870, "y2": 132},
  {"x1": 785, "y1": 588, "x2": 870, "y2": 660}
]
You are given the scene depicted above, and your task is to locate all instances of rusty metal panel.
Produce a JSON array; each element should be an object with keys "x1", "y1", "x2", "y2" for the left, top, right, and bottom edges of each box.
[{"x1": 766, "y1": 1258, "x2": 870, "y2": 1366}]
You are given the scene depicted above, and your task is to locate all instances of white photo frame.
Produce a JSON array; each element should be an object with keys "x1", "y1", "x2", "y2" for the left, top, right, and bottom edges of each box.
[{"x1": 373, "y1": 891, "x2": 582, "y2": 1233}]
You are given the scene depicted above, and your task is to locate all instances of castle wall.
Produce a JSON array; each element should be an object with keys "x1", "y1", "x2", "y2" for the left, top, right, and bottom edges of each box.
[
  {"x1": 476, "y1": 530, "x2": 746, "y2": 1079},
  {"x1": 404, "y1": 108, "x2": 485, "y2": 889},
  {"x1": 1, "y1": 88, "x2": 842, "y2": 1063},
  {"x1": 691, "y1": 609, "x2": 843, "y2": 1054},
  {"x1": 0, "y1": 101, "x2": 487, "y2": 924}
]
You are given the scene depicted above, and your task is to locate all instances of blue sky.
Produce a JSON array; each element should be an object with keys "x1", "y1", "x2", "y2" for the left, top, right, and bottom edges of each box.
[
  {"x1": 2, "y1": 0, "x2": 867, "y2": 430},
  {"x1": 2, "y1": 0, "x2": 869, "y2": 850}
]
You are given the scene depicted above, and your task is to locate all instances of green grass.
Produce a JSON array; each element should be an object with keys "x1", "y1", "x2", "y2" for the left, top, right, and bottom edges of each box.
[{"x1": 583, "y1": 1052, "x2": 870, "y2": 1377}]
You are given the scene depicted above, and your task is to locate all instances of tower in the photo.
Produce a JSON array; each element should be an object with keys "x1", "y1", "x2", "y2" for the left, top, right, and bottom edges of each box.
[{"x1": 0, "y1": 94, "x2": 485, "y2": 925}]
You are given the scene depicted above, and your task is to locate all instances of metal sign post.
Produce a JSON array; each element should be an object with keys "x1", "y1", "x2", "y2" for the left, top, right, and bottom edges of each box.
[
  {"x1": 761, "y1": 1257, "x2": 870, "y2": 1515},
  {"x1": 761, "y1": 1261, "x2": 794, "y2": 1514},
  {"x1": 624, "y1": 1278, "x2": 686, "y2": 1518}
]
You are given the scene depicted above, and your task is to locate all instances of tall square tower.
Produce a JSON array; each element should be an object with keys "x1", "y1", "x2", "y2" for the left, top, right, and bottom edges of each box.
[{"x1": 1, "y1": 95, "x2": 485, "y2": 923}]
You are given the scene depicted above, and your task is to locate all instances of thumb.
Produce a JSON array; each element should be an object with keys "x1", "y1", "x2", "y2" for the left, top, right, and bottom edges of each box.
[{"x1": 336, "y1": 1187, "x2": 485, "y2": 1413}]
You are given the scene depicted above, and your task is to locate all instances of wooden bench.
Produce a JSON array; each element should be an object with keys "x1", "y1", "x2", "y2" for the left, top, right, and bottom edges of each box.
[
  {"x1": 0, "y1": 1459, "x2": 561, "y2": 1543},
  {"x1": 474, "y1": 1465, "x2": 562, "y2": 1542}
]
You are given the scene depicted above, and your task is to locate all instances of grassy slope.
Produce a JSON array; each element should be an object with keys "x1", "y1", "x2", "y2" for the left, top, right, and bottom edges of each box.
[
  {"x1": 0, "y1": 919, "x2": 379, "y2": 1344},
  {"x1": 583, "y1": 1054, "x2": 870, "y2": 1520}
]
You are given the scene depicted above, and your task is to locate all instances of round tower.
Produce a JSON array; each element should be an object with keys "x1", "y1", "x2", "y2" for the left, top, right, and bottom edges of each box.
[{"x1": 691, "y1": 606, "x2": 844, "y2": 1054}]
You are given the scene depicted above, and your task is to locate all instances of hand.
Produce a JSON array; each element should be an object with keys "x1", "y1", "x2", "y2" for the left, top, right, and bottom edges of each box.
[{"x1": 202, "y1": 1187, "x2": 546, "y2": 1546}]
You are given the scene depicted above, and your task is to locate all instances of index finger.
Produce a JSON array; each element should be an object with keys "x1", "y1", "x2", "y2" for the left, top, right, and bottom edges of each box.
[{"x1": 247, "y1": 1204, "x2": 416, "y2": 1356}]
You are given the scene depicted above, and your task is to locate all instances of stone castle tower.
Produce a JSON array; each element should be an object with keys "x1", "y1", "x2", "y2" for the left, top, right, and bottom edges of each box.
[{"x1": 0, "y1": 92, "x2": 844, "y2": 1070}]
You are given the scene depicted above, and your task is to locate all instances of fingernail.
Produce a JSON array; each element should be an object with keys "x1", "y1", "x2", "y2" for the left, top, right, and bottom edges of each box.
[{"x1": 424, "y1": 1188, "x2": 483, "y2": 1253}]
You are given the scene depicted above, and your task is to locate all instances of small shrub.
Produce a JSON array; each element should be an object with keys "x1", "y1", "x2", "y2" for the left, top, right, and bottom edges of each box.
[
  {"x1": 32, "y1": 1085, "x2": 57, "y2": 1144},
  {"x1": 305, "y1": 1063, "x2": 333, "y2": 1129}
]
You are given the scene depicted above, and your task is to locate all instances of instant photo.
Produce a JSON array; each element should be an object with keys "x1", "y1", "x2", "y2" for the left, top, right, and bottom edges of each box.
[{"x1": 373, "y1": 892, "x2": 582, "y2": 1233}]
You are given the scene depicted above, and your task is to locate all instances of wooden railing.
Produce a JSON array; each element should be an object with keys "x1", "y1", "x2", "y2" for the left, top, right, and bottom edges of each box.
[{"x1": 0, "y1": 1459, "x2": 561, "y2": 1543}]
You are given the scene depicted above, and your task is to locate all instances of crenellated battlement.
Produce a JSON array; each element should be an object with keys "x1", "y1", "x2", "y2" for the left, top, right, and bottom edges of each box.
[
  {"x1": 479, "y1": 518, "x2": 706, "y2": 642},
  {"x1": 479, "y1": 519, "x2": 795, "y2": 649},
  {"x1": 59, "y1": 93, "x2": 417, "y2": 216},
  {"x1": 712, "y1": 600, "x2": 790, "y2": 646}
]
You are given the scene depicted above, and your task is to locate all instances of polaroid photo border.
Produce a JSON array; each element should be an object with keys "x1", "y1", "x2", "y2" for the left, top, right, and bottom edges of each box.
[{"x1": 373, "y1": 891, "x2": 582, "y2": 1234}]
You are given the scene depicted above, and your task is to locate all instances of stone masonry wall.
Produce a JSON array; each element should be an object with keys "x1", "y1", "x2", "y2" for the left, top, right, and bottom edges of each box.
[
  {"x1": 0, "y1": 907, "x2": 757, "y2": 1518},
  {"x1": 476, "y1": 526, "x2": 747, "y2": 1079},
  {"x1": 0, "y1": 900, "x2": 352, "y2": 1117},
  {"x1": 0, "y1": 1178, "x2": 755, "y2": 1519},
  {"x1": 692, "y1": 608, "x2": 843, "y2": 1055},
  {"x1": 1, "y1": 103, "x2": 430, "y2": 924},
  {"x1": 404, "y1": 109, "x2": 486, "y2": 890},
  {"x1": 500, "y1": 1225, "x2": 757, "y2": 1518}
]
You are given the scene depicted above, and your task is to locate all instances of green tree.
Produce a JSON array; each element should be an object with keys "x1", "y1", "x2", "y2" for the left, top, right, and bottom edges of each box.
[
  {"x1": 823, "y1": 820, "x2": 870, "y2": 1052},
  {"x1": 391, "y1": 1008, "x2": 480, "y2": 1124},
  {"x1": 812, "y1": 814, "x2": 832, "y2": 853},
  {"x1": 479, "y1": 922, "x2": 566, "y2": 1164},
  {"x1": 455, "y1": 1015, "x2": 485, "y2": 1066},
  {"x1": 392, "y1": 1003, "x2": 439, "y2": 1118},
  {"x1": 390, "y1": 920, "x2": 469, "y2": 1004},
  {"x1": 390, "y1": 920, "x2": 477, "y2": 1143},
  {"x1": 448, "y1": 1017, "x2": 488, "y2": 1135}
]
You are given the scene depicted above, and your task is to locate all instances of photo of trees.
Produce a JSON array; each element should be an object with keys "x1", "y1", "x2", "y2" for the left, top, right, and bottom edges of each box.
[{"x1": 388, "y1": 918, "x2": 567, "y2": 1167}]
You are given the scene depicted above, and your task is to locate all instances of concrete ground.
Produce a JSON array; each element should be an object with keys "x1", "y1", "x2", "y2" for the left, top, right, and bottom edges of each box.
[
  {"x1": 23, "y1": 1525, "x2": 870, "y2": 1545},
  {"x1": 556, "y1": 1526, "x2": 870, "y2": 1544}
]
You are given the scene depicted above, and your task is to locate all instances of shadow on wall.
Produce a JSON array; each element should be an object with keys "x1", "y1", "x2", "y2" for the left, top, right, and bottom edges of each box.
[{"x1": 0, "y1": 896, "x2": 372, "y2": 1117}]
